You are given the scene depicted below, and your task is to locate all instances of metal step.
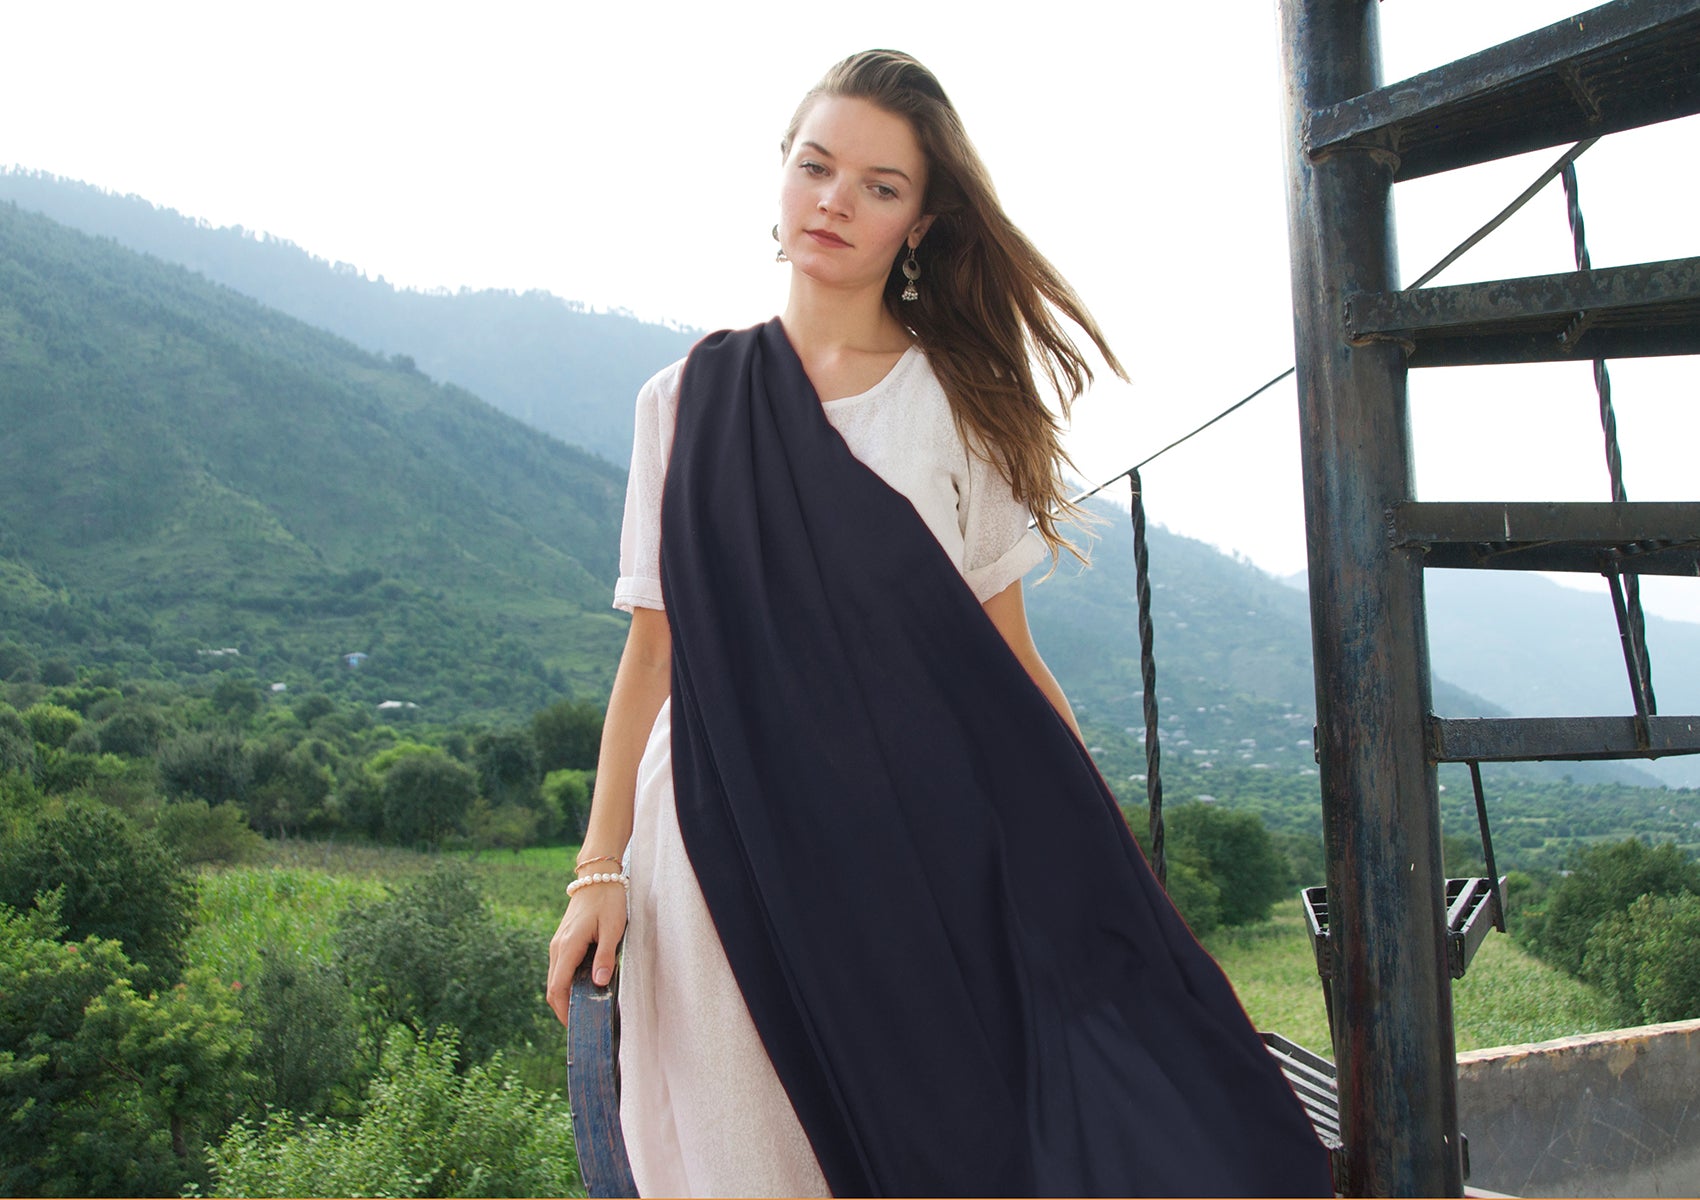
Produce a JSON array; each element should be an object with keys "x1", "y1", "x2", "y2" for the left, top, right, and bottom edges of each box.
[
  {"x1": 1346, "y1": 256, "x2": 1700, "y2": 366},
  {"x1": 1307, "y1": 0, "x2": 1700, "y2": 181},
  {"x1": 1444, "y1": 878, "x2": 1502, "y2": 981},
  {"x1": 1261, "y1": 1031, "x2": 1344, "y2": 1151},
  {"x1": 1388, "y1": 500, "x2": 1700, "y2": 574},
  {"x1": 1304, "y1": 879, "x2": 1504, "y2": 986},
  {"x1": 1430, "y1": 714, "x2": 1700, "y2": 762}
]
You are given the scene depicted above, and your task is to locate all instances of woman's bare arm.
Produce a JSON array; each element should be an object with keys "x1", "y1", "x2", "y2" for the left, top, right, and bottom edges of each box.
[
  {"x1": 981, "y1": 579, "x2": 1082, "y2": 740},
  {"x1": 545, "y1": 607, "x2": 671, "y2": 1025}
]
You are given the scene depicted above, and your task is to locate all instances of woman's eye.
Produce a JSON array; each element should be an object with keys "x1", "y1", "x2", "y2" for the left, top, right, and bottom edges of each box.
[
  {"x1": 872, "y1": 184, "x2": 898, "y2": 200},
  {"x1": 801, "y1": 161, "x2": 828, "y2": 176}
]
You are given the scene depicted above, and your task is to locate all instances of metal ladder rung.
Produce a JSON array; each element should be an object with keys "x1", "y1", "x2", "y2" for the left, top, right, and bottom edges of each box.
[
  {"x1": 1346, "y1": 257, "x2": 1700, "y2": 367},
  {"x1": 1430, "y1": 714, "x2": 1700, "y2": 762},
  {"x1": 1389, "y1": 500, "x2": 1700, "y2": 574},
  {"x1": 1307, "y1": 0, "x2": 1700, "y2": 181}
]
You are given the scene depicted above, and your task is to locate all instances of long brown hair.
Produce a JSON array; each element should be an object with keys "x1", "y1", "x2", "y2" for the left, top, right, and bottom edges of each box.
[{"x1": 782, "y1": 49, "x2": 1127, "y2": 564}]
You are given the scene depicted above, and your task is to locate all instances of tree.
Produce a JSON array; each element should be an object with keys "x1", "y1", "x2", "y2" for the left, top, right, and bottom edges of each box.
[
  {"x1": 473, "y1": 728, "x2": 541, "y2": 810},
  {"x1": 542, "y1": 767, "x2": 593, "y2": 840},
  {"x1": 380, "y1": 754, "x2": 477, "y2": 847},
  {"x1": 0, "y1": 705, "x2": 35, "y2": 777},
  {"x1": 1165, "y1": 803, "x2": 1290, "y2": 927},
  {"x1": 337, "y1": 868, "x2": 543, "y2": 1064},
  {"x1": 1583, "y1": 892, "x2": 1700, "y2": 1023},
  {"x1": 152, "y1": 800, "x2": 265, "y2": 866},
  {"x1": 0, "y1": 902, "x2": 252, "y2": 1196},
  {"x1": 1163, "y1": 852, "x2": 1222, "y2": 936},
  {"x1": 158, "y1": 730, "x2": 253, "y2": 808},
  {"x1": 22, "y1": 702, "x2": 82, "y2": 749},
  {"x1": 0, "y1": 799, "x2": 196, "y2": 982},
  {"x1": 38, "y1": 658, "x2": 77, "y2": 687},
  {"x1": 97, "y1": 704, "x2": 168, "y2": 757},
  {"x1": 244, "y1": 945, "x2": 365, "y2": 1118},
  {"x1": 212, "y1": 674, "x2": 264, "y2": 722},
  {"x1": 247, "y1": 739, "x2": 334, "y2": 835},
  {"x1": 531, "y1": 698, "x2": 604, "y2": 773},
  {"x1": 1528, "y1": 839, "x2": 1699, "y2": 976}
]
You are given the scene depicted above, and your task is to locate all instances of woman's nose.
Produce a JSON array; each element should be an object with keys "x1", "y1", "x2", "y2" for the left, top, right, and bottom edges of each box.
[{"x1": 818, "y1": 182, "x2": 851, "y2": 218}]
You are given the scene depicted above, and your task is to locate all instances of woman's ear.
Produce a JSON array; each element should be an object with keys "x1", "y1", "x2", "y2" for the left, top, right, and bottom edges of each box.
[{"x1": 909, "y1": 214, "x2": 937, "y2": 248}]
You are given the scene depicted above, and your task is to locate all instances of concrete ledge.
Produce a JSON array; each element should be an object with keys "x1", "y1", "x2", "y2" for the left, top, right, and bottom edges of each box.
[{"x1": 1457, "y1": 1019, "x2": 1700, "y2": 1198}]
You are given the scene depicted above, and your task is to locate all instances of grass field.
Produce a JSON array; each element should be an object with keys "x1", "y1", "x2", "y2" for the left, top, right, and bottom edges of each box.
[
  {"x1": 191, "y1": 843, "x2": 1627, "y2": 1064},
  {"x1": 1207, "y1": 898, "x2": 1625, "y2": 1055}
]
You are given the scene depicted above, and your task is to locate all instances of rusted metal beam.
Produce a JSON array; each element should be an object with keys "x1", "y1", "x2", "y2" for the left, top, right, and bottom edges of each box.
[
  {"x1": 1389, "y1": 501, "x2": 1700, "y2": 574},
  {"x1": 1281, "y1": 1, "x2": 1463, "y2": 1193},
  {"x1": 1346, "y1": 257, "x2": 1700, "y2": 366},
  {"x1": 1308, "y1": 0, "x2": 1700, "y2": 180},
  {"x1": 1430, "y1": 715, "x2": 1700, "y2": 761}
]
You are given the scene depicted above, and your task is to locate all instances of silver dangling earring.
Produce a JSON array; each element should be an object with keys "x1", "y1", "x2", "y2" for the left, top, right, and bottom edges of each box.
[
  {"x1": 900, "y1": 245, "x2": 921, "y2": 301},
  {"x1": 772, "y1": 224, "x2": 787, "y2": 263}
]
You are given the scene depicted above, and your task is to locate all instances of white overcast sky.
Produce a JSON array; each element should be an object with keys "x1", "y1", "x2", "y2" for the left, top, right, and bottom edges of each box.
[{"x1": 3, "y1": 0, "x2": 1696, "y2": 622}]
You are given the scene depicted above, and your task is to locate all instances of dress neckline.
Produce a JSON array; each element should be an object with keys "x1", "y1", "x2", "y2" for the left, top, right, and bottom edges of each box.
[{"x1": 819, "y1": 344, "x2": 921, "y2": 408}]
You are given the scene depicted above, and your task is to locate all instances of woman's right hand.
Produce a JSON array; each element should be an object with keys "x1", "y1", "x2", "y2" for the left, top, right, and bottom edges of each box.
[{"x1": 545, "y1": 883, "x2": 628, "y2": 1029}]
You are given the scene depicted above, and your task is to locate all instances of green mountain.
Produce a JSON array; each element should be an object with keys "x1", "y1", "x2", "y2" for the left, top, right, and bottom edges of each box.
[
  {"x1": 1426, "y1": 570, "x2": 1700, "y2": 787},
  {"x1": 2, "y1": 174, "x2": 1687, "y2": 799},
  {"x1": 0, "y1": 169, "x2": 696, "y2": 464},
  {"x1": 0, "y1": 200, "x2": 640, "y2": 718}
]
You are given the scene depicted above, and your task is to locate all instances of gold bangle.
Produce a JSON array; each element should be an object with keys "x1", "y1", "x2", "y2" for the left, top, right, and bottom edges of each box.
[{"x1": 575, "y1": 853, "x2": 621, "y2": 874}]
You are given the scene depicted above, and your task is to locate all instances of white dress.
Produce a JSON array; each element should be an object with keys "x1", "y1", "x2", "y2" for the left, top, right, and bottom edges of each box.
[{"x1": 611, "y1": 345, "x2": 1046, "y2": 1198}]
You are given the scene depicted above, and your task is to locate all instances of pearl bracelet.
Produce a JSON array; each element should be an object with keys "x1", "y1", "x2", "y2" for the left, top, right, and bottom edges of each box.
[{"x1": 566, "y1": 871, "x2": 630, "y2": 897}]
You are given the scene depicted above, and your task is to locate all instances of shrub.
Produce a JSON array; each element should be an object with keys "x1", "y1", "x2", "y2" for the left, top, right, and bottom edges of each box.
[
  {"x1": 154, "y1": 800, "x2": 265, "y2": 866},
  {"x1": 337, "y1": 867, "x2": 543, "y2": 1064},
  {"x1": 0, "y1": 798, "x2": 196, "y2": 982},
  {"x1": 209, "y1": 1029, "x2": 579, "y2": 1199}
]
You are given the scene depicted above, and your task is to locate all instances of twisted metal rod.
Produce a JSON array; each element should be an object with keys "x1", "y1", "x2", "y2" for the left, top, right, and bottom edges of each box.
[
  {"x1": 1130, "y1": 469, "x2": 1166, "y2": 887},
  {"x1": 1561, "y1": 160, "x2": 1657, "y2": 714}
]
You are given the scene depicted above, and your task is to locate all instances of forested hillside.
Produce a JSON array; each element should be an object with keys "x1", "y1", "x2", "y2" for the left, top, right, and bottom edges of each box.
[
  {"x1": 0, "y1": 201, "x2": 632, "y2": 718},
  {"x1": 0, "y1": 169, "x2": 696, "y2": 464}
]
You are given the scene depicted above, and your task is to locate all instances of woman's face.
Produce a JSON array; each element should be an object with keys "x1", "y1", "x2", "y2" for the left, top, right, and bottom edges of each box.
[{"x1": 778, "y1": 96, "x2": 934, "y2": 294}]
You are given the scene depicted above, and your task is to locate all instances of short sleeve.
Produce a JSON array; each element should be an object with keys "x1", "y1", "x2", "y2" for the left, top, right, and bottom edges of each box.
[
  {"x1": 613, "y1": 360, "x2": 685, "y2": 613},
  {"x1": 958, "y1": 445, "x2": 1048, "y2": 603}
]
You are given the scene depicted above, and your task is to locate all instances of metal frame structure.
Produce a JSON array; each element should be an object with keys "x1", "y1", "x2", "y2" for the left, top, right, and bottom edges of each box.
[{"x1": 1279, "y1": 1, "x2": 1700, "y2": 1193}]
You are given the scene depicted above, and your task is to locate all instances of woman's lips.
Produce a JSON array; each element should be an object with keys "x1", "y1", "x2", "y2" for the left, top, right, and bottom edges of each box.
[{"x1": 805, "y1": 229, "x2": 850, "y2": 247}]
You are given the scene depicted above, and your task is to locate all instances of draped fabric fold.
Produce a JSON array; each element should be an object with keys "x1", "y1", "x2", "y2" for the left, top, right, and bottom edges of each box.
[{"x1": 659, "y1": 319, "x2": 1331, "y2": 1197}]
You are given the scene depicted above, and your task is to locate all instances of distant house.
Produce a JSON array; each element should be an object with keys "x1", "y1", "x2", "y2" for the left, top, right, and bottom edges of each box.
[
  {"x1": 270, "y1": 682, "x2": 288, "y2": 692},
  {"x1": 343, "y1": 652, "x2": 369, "y2": 668},
  {"x1": 377, "y1": 700, "x2": 419, "y2": 710}
]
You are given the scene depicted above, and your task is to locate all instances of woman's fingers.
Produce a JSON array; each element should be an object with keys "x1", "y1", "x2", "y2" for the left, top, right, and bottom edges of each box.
[
  {"x1": 544, "y1": 892, "x2": 629, "y2": 1027},
  {"x1": 546, "y1": 912, "x2": 588, "y2": 1027}
]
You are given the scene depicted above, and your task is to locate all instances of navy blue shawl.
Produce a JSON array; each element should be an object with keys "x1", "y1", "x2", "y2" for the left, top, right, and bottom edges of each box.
[{"x1": 659, "y1": 320, "x2": 1330, "y2": 1197}]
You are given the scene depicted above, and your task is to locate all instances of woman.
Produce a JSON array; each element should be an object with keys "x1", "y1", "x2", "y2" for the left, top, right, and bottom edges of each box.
[{"x1": 546, "y1": 50, "x2": 1331, "y2": 1198}]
